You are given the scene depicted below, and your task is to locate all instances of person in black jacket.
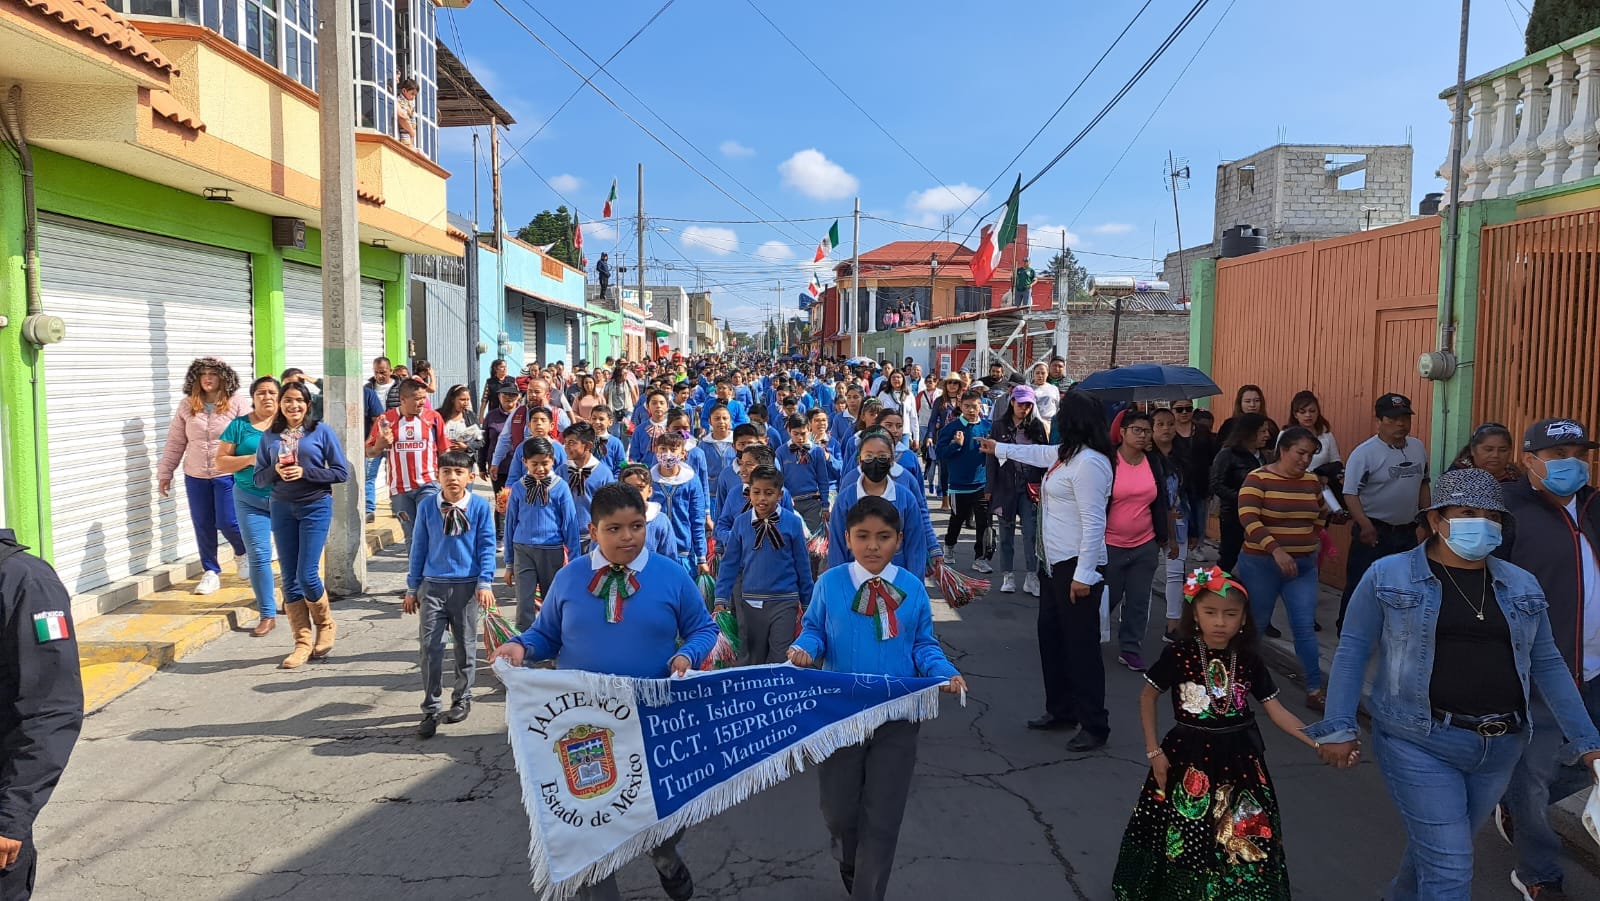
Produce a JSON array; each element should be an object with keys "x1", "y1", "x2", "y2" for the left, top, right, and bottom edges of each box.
[
  {"x1": 987, "y1": 385, "x2": 1050, "y2": 596},
  {"x1": 0, "y1": 530, "x2": 84, "y2": 901},
  {"x1": 1493, "y1": 417, "x2": 1600, "y2": 898},
  {"x1": 1209, "y1": 412, "x2": 1270, "y2": 571}
]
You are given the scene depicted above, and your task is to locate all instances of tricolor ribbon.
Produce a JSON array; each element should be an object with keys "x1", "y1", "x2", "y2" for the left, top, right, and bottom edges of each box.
[
  {"x1": 440, "y1": 501, "x2": 470, "y2": 537},
  {"x1": 588, "y1": 563, "x2": 639, "y2": 623},
  {"x1": 523, "y1": 474, "x2": 553, "y2": 505},
  {"x1": 788, "y1": 442, "x2": 810, "y2": 465},
  {"x1": 1182, "y1": 565, "x2": 1246, "y2": 603},
  {"x1": 851, "y1": 576, "x2": 905, "y2": 640}
]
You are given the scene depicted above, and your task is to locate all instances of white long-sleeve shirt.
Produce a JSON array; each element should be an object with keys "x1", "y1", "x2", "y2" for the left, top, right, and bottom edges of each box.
[{"x1": 995, "y1": 443, "x2": 1112, "y2": 585}]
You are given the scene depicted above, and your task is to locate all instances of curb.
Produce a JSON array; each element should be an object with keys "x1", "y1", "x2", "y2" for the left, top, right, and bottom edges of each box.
[{"x1": 76, "y1": 512, "x2": 404, "y2": 713}]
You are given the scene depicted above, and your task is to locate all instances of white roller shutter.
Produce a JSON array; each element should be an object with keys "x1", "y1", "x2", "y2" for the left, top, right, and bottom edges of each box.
[
  {"x1": 282, "y1": 263, "x2": 388, "y2": 377},
  {"x1": 522, "y1": 304, "x2": 540, "y2": 369},
  {"x1": 38, "y1": 216, "x2": 254, "y2": 594}
]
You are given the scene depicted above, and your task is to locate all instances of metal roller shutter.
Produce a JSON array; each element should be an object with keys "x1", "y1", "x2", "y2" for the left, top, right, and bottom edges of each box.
[
  {"x1": 282, "y1": 263, "x2": 388, "y2": 377},
  {"x1": 521, "y1": 304, "x2": 540, "y2": 370},
  {"x1": 38, "y1": 216, "x2": 254, "y2": 594},
  {"x1": 419, "y1": 279, "x2": 469, "y2": 397}
]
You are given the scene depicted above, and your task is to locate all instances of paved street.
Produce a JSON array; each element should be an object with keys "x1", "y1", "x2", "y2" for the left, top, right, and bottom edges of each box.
[{"x1": 32, "y1": 536, "x2": 1600, "y2": 901}]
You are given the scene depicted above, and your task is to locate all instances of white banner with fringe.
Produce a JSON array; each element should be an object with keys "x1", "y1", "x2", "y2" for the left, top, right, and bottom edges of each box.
[{"x1": 494, "y1": 660, "x2": 946, "y2": 899}]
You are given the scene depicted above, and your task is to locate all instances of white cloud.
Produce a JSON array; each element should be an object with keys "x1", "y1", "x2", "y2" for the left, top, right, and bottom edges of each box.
[
  {"x1": 549, "y1": 173, "x2": 582, "y2": 194},
  {"x1": 754, "y1": 241, "x2": 794, "y2": 262},
  {"x1": 582, "y1": 220, "x2": 617, "y2": 241},
  {"x1": 1029, "y1": 223, "x2": 1082, "y2": 251},
  {"x1": 681, "y1": 225, "x2": 740, "y2": 255},
  {"x1": 1092, "y1": 222, "x2": 1136, "y2": 235},
  {"x1": 720, "y1": 140, "x2": 755, "y2": 158},
  {"x1": 906, "y1": 183, "x2": 988, "y2": 220},
  {"x1": 779, "y1": 149, "x2": 859, "y2": 201}
]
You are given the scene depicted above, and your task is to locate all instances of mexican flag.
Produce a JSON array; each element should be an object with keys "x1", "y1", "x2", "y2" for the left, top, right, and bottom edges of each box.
[
  {"x1": 33, "y1": 610, "x2": 70, "y2": 642},
  {"x1": 807, "y1": 273, "x2": 821, "y2": 298},
  {"x1": 602, "y1": 179, "x2": 618, "y2": 219},
  {"x1": 813, "y1": 220, "x2": 840, "y2": 263},
  {"x1": 970, "y1": 176, "x2": 1021, "y2": 285}
]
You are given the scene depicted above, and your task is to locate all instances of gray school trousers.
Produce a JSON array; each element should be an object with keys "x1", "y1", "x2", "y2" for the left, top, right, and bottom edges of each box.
[
  {"x1": 417, "y1": 580, "x2": 481, "y2": 716},
  {"x1": 573, "y1": 832, "x2": 686, "y2": 901},
  {"x1": 735, "y1": 596, "x2": 800, "y2": 666},
  {"x1": 818, "y1": 719, "x2": 921, "y2": 901},
  {"x1": 512, "y1": 543, "x2": 566, "y2": 632}
]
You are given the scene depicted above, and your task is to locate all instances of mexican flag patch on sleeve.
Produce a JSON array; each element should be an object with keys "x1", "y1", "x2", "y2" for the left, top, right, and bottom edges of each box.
[{"x1": 33, "y1": 610, "x2": 70, "y2": 643}]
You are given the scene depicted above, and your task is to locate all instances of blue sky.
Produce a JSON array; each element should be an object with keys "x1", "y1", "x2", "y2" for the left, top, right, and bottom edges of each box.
[{"x1": 436, "y1": 0, "x2": 1528, "y2": 331}]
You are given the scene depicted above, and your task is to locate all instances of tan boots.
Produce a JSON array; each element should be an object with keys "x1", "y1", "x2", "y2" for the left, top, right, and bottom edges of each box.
[
  {"x1": 306, "y1": 595, "x2": 336, "y2": 659},
  {"x1": 280, "y1": 600, "x2": 313, "y2": 669}
]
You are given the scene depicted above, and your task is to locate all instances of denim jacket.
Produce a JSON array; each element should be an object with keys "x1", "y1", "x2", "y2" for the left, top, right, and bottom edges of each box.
[{"x1": 1306, "y1": 544, "x2": 1600, "y2": 756}]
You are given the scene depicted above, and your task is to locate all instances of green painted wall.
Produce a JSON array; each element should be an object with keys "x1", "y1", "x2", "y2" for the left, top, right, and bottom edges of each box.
[
  {"x1": 384, "y1": 276, "x2": 406, "y2": 363},
  {"x1": 1188, "y1": 258, "x2": 1217, "y2": 409},
  {"x1": 0, "y1": 150, "x2": 52, "y2": 554},
  {"x1": 251, "y1": 251, "x2": 286, "y2": 377},
  {"x1": 860, "y1": 329, "x2": 903, "y2": 363},
  {"x1": 1430, "y1": 198, "x2": 1515, "y2": 474}
]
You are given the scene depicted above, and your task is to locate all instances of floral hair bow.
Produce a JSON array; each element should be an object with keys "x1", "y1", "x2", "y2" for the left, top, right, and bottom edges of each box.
[{"x1": 1182, "y1": 565, "x2": 1245, "y2": 602}]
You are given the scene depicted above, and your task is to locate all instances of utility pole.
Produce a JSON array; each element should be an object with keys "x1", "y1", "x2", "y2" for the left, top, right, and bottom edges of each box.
[
  {"x1": 850, "y1": 196, "x2": 861, "y2": 359},
  {"x1": 1165, "y1": 151, "x2": 1191, "y2": 304},
  {"x1": 491, "y1": 120, "x2": 505, "y2": 353},
  {"x1": 1053, "y1": 227, "x2": 1070, "y2": 368},
  {"x1": 636, "y1": 163, "x2": 645, "y2": 358},
  {"x1": 317, "y1": 0, "x2": 366, "y2": 594}
]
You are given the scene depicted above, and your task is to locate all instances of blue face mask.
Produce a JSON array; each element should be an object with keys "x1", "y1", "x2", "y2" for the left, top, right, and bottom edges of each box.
[
  {"x1": 1441, "y1": 516, "x2": 1503, "y2": 561},
  {"x1": 1538, "y1": 456, "x2": 1590, "y2": 497}
]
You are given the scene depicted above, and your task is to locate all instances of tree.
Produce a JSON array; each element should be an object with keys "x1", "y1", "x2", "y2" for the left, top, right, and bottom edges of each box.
[
  {"x1": 1526, "y1": 0, "x2": 1600, "y2": 54},
  {"x1": 515, "y1": 206, "x2": 583, "y2": 269},
  {"x1": 1047, "y1": 248, "x2": 1090, "y2": 303}
]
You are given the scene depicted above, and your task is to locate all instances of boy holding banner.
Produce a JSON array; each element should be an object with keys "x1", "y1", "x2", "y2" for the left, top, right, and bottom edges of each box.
[
  {"x1": 788, "y1": 496, "x2": 967, "y2": 901},
  {"x1": 713, "y1": 464, "x2": 813, "y2": 665},
  {"x1": 490, "y1": 482, "x2": 719, "y2": 901}
]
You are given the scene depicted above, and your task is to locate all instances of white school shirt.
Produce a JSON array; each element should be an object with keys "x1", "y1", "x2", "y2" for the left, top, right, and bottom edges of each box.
[{"x1": 995, "y1": 443, "x2": 1113, "y2": 585}]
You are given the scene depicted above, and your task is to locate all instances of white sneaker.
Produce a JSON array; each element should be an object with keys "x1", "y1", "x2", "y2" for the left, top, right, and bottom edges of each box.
[
  {"x1": 1000, "y1": 573, "x2": 1017, "y2": 593},
  {"x1": 1024, "y1": 572, "x2": 1041, "y2": 596},
  {"x1": 195, "y1": 571, "x2": 221, "y2": 595},
  {"x1": 972, "y1": 558, "x2": 993, "y2": 574}
]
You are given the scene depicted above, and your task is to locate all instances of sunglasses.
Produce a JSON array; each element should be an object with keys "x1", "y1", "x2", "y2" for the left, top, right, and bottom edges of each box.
[{"x1": 1172, "y1": 405, "x2": 1194, "y2": 413}]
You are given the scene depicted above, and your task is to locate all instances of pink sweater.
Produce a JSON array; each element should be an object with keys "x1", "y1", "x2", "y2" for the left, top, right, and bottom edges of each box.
[{"x1": 159, "y1": 395, "x2": 251, "y2": 482}]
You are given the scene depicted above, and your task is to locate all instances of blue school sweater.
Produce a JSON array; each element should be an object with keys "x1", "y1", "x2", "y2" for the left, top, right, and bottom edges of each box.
[
  {"x1": 792, "y1": 562, "x2": 959, "y2": 680},
  {"x1": 504, "y1": 476, "x2": 582, "y2": 562},
  {"x1": 701, "y1": 399, "x2": 748, "y2": 429},
  {"x1": 646, "y1": 502, "x2": 680, "y2": 557},
  {"x1": 714, "y1": 481, "x2": 796, "y2": 547},
  {"x1": 757, "y1": 423, "x2": 787, "y2": 449},
  {"x1": 692, "y1": 437, "x2": 736, "y2": 499},
  {"x1": 839, "y1": 444, "x2": 924, "y2": 489},
  {"x1": 512, "y1": 549, "x2": 719, "y2": 678},
  {"x1": 714, "y1": 507, "x2": 814, "y2": 609},
  {"x1": 507, "y1": 439, "x2": 569, "y2": 484},
  {"x1": 775, "y1": 441, "x2": 835, "y2": 499},
  {"x1": 651, "y1": 465, "x2": 707, "y2": 564},
  {"x1": 936, "y1": 417, "x2": 992, "y2": 492},
  {"x1": 598, "y1": 434, "x2": 628, "y2": 479},
  {"x1": 629, "y1": 419, "x2": 670, "y2": 465},
  {"x1": 254, "y1": 425, "x2": 351, "y2": 504},
  {"x1": 564, "y1": 459, "x2": 614, "y2": 534},
  {"x1": 406, "y1": 493, "x2": 497, "y2": 592},
  {"x1": 826, "y1": 476, "x2": 939, "y2": 574},
  {"x1": 829, "y1": 412, "x2": 856, "y2": 450},
  {"x1": 810, "y1": 382, "x2": 836, "y2": 415}
]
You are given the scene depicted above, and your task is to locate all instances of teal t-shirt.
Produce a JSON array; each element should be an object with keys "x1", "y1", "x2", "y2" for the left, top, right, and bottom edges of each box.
[{"x1": 220, "y1": 415, "x2": 271, "y2": 499}]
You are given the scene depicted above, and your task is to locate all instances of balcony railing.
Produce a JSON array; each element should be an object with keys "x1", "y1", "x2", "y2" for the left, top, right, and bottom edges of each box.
[{"x1": 1439, "y1": 25, "x2": 1600, "y2": 202}]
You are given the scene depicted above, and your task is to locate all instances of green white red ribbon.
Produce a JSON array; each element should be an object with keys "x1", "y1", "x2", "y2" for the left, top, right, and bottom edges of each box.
[
  {"x1": 852, "y1": 576, "x2": 905, "y2": 640},
  {"x1": 588, "y1": 564, "x2": 638, "y2": 623}
]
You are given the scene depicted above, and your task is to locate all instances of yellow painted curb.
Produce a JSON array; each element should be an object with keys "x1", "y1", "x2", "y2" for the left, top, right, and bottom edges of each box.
[{"x1": 77, "y1": 513, "x2": 404, "y2": 712}]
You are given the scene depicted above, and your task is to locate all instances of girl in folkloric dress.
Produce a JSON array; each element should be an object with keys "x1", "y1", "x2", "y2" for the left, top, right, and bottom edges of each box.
[{"x1": 1112, "y1": 566, "x2": 1341, "y2": 901}]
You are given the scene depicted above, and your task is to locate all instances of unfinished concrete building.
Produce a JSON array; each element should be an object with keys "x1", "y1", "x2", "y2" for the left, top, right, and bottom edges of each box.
[{"x1": 1211, "y1": 143, "x2": 1414, "y2": 248}]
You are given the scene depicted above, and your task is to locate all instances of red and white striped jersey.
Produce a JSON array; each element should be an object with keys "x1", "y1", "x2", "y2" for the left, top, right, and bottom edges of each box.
[{"x1": 369, "y1": 409, "x2": 446, "y2": 493}]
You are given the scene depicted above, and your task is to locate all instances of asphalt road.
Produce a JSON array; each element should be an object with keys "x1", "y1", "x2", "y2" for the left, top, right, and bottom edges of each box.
[{"x1": 31, "y1": 534, "x2": 1600, "y2": 900}]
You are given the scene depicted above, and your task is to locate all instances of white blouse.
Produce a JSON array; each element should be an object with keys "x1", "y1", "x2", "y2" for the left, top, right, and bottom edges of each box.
[{"x1": 994, "y1": 443, "x2": 1113, "y2": 584}]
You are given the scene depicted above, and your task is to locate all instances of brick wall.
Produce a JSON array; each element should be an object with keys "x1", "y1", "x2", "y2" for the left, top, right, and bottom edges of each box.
[
  {"x1": 1212, "y1": 144, "x2": 1413, "y2": 248},
  {"x1": 1062, "y1": 310, "x2": 1189, "y2": 380}
]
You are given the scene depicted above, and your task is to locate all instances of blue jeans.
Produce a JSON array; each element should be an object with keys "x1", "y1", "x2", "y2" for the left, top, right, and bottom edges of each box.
[
  {"x1": 1236, "y1": 550, "x2": 1324, "y2": 691},
  {"x1": 270, "y1": 494, "x2": 333, "y2": 603},
  {"x1": 1504, "y1": 676, "x2": 1600, "y2": 887},
  {"x1": 1372, "y1": 723, "x2": 1528, "y2": 901},
  {"x1": 390, "y1": 482, "x2": 440, "y2": 545},
  {"x1": 232, "y1": 491, "x2": 277, "y2": 618},
  {"x1": 184, "y1": 474, "x2": 245, "y2": 573},
  {"x1": 994, "y1": 489, "x2": 1037, "y2": 574},
  {"x1": 364, "y1": 457, "x2": 382, "y2": 515}
]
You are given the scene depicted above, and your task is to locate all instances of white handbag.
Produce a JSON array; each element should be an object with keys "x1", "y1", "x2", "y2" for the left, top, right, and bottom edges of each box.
[{"x1": 1583, "y1": 760, "x2": 1600, "y2": 852}]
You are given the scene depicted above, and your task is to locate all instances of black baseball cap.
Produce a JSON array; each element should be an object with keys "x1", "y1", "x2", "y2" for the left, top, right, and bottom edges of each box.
[
  {"x1": 1523, "y1": 418, "x2": 1599, "y2": 452},
  {"x1": 1375, "y1": 393, "x2": 1414, "y2": 417}
]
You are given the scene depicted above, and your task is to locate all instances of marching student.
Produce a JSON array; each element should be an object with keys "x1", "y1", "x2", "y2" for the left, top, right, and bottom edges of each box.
[
  {"x1": 827, "y1": 430, "x2": 942, "y2": 575},
  {"x1": 748, "y1": 402, "x2": 787, "y2": 448},
  {"x1": 714, "y1": 443, "x2": 794, "y2": 548},
  {"x1": 714, "y1": 464, "x2": 813, "y2": 664},
  {"x1": 807, "y1": 407, "x2": 844, "y2": 477},
  {"x1": 402, "y1": 451, "x2": 495, "y2": 739},
  {"x1": 561, "y1": 422, "x2": 613, "y2": 544},
  {"x1": 629, "y1": 389, "x2": 672, "y2": 465},
  {"x1": 777, "y1": 413, "x2": 835, "y2": 536},
  {"x1": 715, "y1": 425, "x2": 766, "y2": 500},
  {"x1": 506, "y1": 406, "x2": 569, "y2": 484},
  {"x1": 692, "y1": 404, "x2": 737, "y2": 499},
  {"x1": 587, "y1": 404, "x2": 629, "y2": 476},
  {"x1": 619, "y1": 464, "x2": 681, "y2": 558},
  {"x1": 503, "y1": 437, "x2": 582, "y2": 632},
  {"x1": 789, "y1": 496, "x2": 966, "y2": 901},
  {"x1": 937, "y1": 389, "x2": 995, "y2": 573},
  {"x1": 490, "y1": 483, "x2": 719, "y2": 901},
  {"x1": 650, "y1": 431, "x2": 710, "y2": 576},
  {"x1": 830, "y1": 383, "x2": 865, "y2": 450}
]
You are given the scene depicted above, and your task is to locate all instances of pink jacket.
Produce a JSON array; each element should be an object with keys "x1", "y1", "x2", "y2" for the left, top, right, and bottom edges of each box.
[{"x1": 159, "y1": 395, "x2": 251, "y2": 482}]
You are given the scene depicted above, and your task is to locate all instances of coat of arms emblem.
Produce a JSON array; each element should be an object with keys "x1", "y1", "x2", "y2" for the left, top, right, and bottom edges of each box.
[{"x1": 557, "y1": 725, "x2": 618, "y2": 800}]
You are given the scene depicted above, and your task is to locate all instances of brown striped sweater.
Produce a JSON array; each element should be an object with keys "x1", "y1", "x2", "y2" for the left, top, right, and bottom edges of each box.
[{"x1": 1237, "y1": 468, "x2": 1327, "y2": 557}]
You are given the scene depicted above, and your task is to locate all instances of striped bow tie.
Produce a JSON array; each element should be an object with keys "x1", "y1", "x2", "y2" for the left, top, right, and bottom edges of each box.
[
  {"x1": 753, "y1": 512, "x2": 784, "y2": 550},
  {"x1": 567, "y1": 465, "x2": 593, "y2": 498},
  {"x1": 852, "y1": 576, "x2": 905, "y2": 640},
  {"x1": 440, "y1": 502, "x2": 470, "y2": 537},
  {"x1": 740, "y1": 483, "x2": 752, "y2": 513},
  {"x1": 522, "y1": 474, "x2": 552, "y2": 505}
]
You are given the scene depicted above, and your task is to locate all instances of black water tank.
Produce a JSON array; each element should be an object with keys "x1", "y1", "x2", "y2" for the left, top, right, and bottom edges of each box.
[
  {"x1": 1219, "y1": 225, "x2": 1267, "y2": 258},
  {"x1": 1420, "y1": 193, "x2": 1444, "y2": 216}
]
